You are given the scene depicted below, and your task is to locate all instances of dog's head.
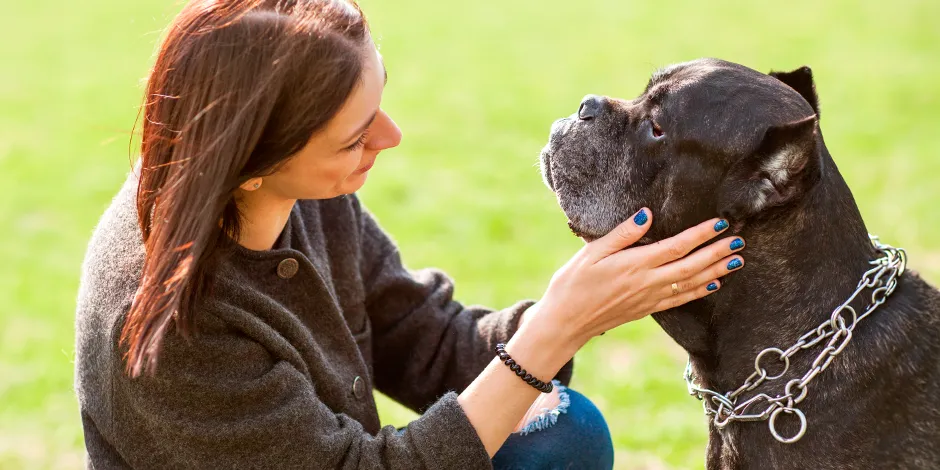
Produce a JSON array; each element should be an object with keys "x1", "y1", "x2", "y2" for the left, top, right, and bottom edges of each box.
[{"x1": 540, "y1": 58, "x2": 822, "y2": 242}]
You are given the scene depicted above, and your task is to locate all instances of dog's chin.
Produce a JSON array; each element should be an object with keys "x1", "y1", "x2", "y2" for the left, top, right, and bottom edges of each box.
[
  {"x1": 568, "y1": 219, "x2": 658, "y2": 247},
  {"x1": 566, "y1": 220, "x2": 601, "y2": 242}
]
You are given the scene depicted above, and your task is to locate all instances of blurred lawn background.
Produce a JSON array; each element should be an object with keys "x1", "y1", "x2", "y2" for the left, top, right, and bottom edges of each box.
[{"x1": 2, "y1": 0, "x2": 938, "y2": 468}]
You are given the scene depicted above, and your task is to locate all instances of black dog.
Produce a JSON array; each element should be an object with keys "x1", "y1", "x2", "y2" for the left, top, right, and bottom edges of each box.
[{"x1": 539, "y1": 58, "x2": 940, "y2": 469}]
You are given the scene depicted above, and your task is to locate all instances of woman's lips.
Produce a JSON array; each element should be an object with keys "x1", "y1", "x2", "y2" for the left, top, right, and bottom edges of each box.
[{"x1": 355, "y1": 159, "x2": 376, "y2": 174}]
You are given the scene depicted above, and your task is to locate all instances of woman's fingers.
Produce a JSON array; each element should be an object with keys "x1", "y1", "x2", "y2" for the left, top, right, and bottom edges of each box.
[
  {"x1": 661, "y1": 254, "x2": 744, "y2": 297},
  {"x1": 642, "y1": 218, "x2": 730, "y2": 266},
  {"x1": 586, "y1": 208, "x2": 652, "y2": 259},
  {"x1": 652, "y1": 235, "x2": 745, "y2": 286},
  {"x1": 652, "y1": 279, "x2": 722, "y2": 312}
]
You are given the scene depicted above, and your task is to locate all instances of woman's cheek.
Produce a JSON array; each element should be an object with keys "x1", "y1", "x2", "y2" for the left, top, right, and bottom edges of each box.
[{"x1": 333, "y1": 153, "x2": 365, "y2": 186}]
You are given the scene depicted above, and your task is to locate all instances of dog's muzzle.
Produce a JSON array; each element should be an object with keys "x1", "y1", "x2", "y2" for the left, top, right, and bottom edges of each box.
[{"x1": 539, "y1": 116, "x2": 578, "y2": 193}]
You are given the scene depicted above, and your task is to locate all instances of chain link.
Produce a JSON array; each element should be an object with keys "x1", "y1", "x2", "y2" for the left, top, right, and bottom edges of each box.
[{"x1": 684, "y1": 234, "x2": 906, "y2": 444}]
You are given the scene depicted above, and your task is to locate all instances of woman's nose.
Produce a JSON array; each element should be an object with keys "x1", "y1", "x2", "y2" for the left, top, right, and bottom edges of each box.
[{"x1": 366, "y1": 109, "x2": 402, "y2": 151}]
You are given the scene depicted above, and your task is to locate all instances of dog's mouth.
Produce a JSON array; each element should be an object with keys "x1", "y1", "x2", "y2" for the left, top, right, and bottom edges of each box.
[
  {"x1": 539, "y1": 146, "x2": 555, "y2": 192},
  {"x1": 539, "y1": 116, "x2": 577, "y2": 193},
  {"x1": 545, "y1": 116, "x2": 601, "y2": 242}
]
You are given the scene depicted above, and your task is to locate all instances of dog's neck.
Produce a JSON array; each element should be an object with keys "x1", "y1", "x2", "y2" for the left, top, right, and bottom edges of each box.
[
  {"x1": 654, "y1": 151, "x2": 878, "y2": 392},
  {"x1": 654, "y1": 150, "x2": 940, "y2": 468}
]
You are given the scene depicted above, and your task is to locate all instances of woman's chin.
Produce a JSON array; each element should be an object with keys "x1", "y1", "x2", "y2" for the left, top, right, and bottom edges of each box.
[{"x1": 341, "y1": 171, "x2": 369, "y2": 194}]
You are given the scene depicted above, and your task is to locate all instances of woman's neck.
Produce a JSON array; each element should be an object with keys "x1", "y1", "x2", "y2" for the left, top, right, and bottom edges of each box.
[{"x1": 233, "y1": 189, "x2": 297, "y2": 251}]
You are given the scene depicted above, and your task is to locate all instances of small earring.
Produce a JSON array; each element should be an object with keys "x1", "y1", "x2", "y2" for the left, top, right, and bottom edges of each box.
[{"x1": 253, "y1": 181, "x2": 261, "y2": 189}]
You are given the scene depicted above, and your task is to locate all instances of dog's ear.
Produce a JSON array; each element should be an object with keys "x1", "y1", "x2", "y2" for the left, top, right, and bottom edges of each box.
[
  {"x1": 770, "y1": 66, "x2": 819, "y2": 117},
  {"x1": 717, "y1": 115, "x2": 821, "y2": 221}
]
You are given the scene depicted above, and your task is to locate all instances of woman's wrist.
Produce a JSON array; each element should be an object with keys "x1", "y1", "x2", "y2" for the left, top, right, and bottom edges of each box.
[
  {"x1": 456, "y1": 303, "x2": 582, "y2": 456},
  {"x1": 504, "y1": 303, "x2": 582, "y2": 383}
]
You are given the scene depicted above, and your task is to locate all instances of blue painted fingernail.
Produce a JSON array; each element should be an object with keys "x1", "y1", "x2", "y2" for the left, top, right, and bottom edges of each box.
[
  {"x1": 714, "y1": 219, "x2": 729, "y2": 232},
  {"x1": 727, "y1": 258, "x2": 743, "y2": 270},
  {"x1": 730, "y1": 238, "x2": 744, "y2": 250},
  {"x1": 707, "y1": 282, "x2": 719, "y2": 291},
  {"x1": 633, "y1": 209, "x2": 648, "y2": 226}
]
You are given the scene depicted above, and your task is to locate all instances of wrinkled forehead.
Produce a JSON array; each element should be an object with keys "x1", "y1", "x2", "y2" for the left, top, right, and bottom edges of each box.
[
  {"x1": 645, "y1": 59, "x2": 729, "y2": 97},
  {"x1": 646, "y1": 59, "x2": 815, "y2": 154}
]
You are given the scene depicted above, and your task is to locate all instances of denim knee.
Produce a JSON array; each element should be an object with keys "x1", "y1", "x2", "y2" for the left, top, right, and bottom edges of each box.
[{"x1": 492, "y1": 384, "x2": 614, "y2": 470}]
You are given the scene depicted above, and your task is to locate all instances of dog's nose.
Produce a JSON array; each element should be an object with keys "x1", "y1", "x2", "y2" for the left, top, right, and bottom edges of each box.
[{"x1": 578, "y1": 95, "x2": 604, "y2": 120}]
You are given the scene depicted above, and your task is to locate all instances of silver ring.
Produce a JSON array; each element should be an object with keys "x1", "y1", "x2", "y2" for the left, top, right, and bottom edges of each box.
[
  {"x1": 671, "y1": 283, "x2": 680, "y2": 295},
  {"x1": 769, "y1": 407, "x2": 807, "y2": 444}
]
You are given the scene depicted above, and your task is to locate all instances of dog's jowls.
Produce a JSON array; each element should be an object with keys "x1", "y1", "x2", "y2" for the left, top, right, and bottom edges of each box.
[{"x1": 540, "y1": 58, "x2": 940, "y2": 469}]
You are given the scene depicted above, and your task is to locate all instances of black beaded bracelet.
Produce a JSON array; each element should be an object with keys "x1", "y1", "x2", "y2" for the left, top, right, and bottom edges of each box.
[{"x1": 494, "y1": 343, "x2": 554, "y2": 393}]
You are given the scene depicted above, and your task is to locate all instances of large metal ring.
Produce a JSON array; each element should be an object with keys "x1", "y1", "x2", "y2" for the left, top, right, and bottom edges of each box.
[
  {"x1": 671, "y1": 283, "x2": 680, "y2": 295},
  {"x1": 768, "y1": 407, "x2": 807, "y2": 444},
  {"x1": 754, "y1": 347, "x2": 789, "y2": 380}
]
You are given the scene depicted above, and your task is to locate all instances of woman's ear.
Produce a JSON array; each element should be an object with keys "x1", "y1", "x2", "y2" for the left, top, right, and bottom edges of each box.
[
  {"x1": 717, "y1": 115, "x2": 821, "y2": 221},
  {"x1": 239, "y1": 178, "x2": 263, "y2": 191}
]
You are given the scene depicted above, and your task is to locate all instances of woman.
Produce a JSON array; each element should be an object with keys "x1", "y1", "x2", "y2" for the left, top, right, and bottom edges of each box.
[{"x1": 74, "y1": 0, "x2": 745, "y2": 468}]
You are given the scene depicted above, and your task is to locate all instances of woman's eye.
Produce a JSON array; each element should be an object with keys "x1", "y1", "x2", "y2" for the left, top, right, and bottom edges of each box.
[
  {"x1": 344, "y1": 130, "x2": 369, "y2": 152},
  {"x1": 651, "y1": 120, "x2": 665, "y2": 139}
]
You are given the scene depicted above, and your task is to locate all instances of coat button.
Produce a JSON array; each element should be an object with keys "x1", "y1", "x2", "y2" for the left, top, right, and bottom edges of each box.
[
  {"x1": 277, "y1": 258, "x2": 299, "y2": 279},
  {"x1": 352, "y1": 376, "x2": 366, "y2": 399}
]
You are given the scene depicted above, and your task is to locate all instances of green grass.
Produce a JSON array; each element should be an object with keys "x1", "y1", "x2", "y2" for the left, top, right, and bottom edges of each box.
[{"x1": 1, "y1": 0, "x2": 937, "y2": 468}]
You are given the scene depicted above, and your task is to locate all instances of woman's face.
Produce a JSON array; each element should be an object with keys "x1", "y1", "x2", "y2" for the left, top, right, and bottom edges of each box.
[{"x1": 260, "y1": 44, "x2": 401, "y2": 200}]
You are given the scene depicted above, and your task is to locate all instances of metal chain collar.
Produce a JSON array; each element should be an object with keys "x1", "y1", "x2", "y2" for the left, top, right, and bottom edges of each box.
[{"x1": 683, "y1": 234, "x2": 907, "y2": 444}]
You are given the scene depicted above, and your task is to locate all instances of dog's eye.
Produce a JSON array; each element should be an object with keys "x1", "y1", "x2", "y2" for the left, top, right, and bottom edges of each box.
[{"x1": 651, "y1": 121, "x2": 665, "y2": 139}]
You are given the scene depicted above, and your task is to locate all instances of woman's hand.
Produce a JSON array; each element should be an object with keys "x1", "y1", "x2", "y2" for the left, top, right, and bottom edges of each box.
[
  {"x1": 459, "y1": 208, "x2": 744, "y2": 456},
  {"x1": 531, "y1": 208, "x2": 744, "y2": 352}
]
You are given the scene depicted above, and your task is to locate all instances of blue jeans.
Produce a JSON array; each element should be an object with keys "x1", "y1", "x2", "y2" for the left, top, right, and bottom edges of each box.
[{"x1": 492, "y1": 384, "x2": 614, "y2": 470}]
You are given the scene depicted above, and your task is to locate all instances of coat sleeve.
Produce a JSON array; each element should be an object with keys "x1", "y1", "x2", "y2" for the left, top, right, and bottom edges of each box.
[
  {"x1": 112, "y1": 313, "x2": 493, "y2": 470},
  {"x1": 353, "y1": 199, "x2": 574, "y2": 413}
]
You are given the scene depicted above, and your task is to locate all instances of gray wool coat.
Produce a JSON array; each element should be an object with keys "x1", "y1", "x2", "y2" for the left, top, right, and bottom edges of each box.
[{"x1": 74, "y1": 168, "x2": 573, "y2": 469}]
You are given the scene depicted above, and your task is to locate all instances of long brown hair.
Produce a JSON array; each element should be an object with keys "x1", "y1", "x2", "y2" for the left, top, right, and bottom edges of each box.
[{"x1": 123, "y1": 0, "x2": 369, "y2": 377}]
